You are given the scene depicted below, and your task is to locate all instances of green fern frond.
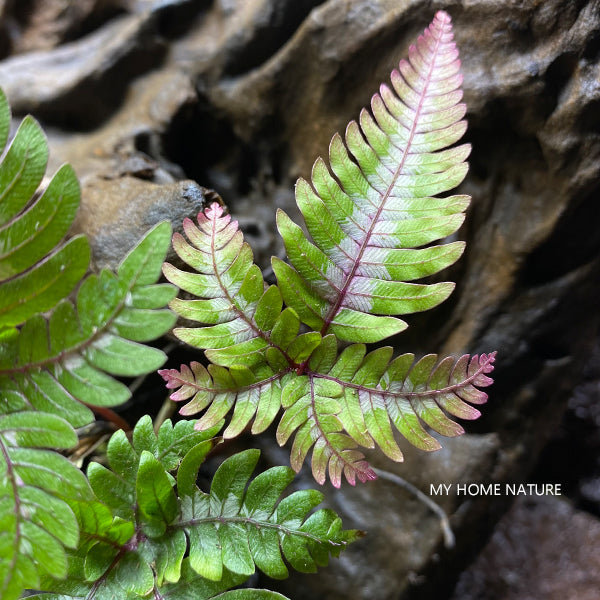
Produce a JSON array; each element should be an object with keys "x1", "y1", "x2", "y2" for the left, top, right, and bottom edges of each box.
[
  {"x1": 35, "y1": 419, "x2": 358, "y2": 599},
  {"x1": 0, "y1": 87, "x2": 177, "y2": 427},
  {"x1": 273, "y1": 11, "x2": 469, "y2": 343},
  {"x1": 0, "y1": 221, "x2": 176, "y2": 426},
  {"x1": 178, "y1": 449, "x2": 360, "y2": 580},
  {"x1": 0, "y1": 411, "x2": 93, "y2": 600}
]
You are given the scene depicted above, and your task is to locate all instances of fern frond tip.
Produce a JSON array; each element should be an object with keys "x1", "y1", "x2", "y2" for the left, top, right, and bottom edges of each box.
[{"x1": 275, "y1": 9, "x2": 471, "y2": 344}]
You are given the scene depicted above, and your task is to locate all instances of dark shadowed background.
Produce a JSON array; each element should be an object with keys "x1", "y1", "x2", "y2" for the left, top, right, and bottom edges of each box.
[{"x1": 1, "y1": 1, "x2": 599, "y2": 598}]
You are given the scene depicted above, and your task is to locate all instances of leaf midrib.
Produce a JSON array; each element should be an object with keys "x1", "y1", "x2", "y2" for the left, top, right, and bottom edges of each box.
[
  {"x1": 315, "y1": 353, "x2": 495, "y2": 400},
  {"x1": 174, "y1": 513, "x2": 347, "y2": 548},
  {"x1": 320, "y1": 26, "x2": 444, "y2": 336},
  {"x1": 208, "y1": 211, "x2": 297, "y2": 367}
]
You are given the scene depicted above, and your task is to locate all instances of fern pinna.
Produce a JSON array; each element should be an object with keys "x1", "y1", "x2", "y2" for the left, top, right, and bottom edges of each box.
[
  {"x1": 0, "y1": 84, "x2": 181, "y2": 599},
  {"x1": 161, "y1": 11, "x2": 496, "y2": 488}
]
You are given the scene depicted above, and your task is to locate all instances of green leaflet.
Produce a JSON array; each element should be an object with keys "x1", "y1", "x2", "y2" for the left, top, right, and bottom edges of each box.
[
  {"x1": 0, "y1": 90, "x2": 90, "y2": 332},
  {"x1": 88, "y1": 416, "x2": 221, "y2": 521},
  {"x1": 0, "y1": 87, "x2": 177, "y2": 427},
  {"x1": 0, "y1": 222, "x2": 176, "y2": 426}
]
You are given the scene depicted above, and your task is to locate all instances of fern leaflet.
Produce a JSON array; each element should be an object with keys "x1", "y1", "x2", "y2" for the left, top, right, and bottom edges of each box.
[
  {"x1": 0, "y1": 84, "x2": 181, "y2": 599},
  {"x1": 0, "y1": 86, "x2": 177, "y2": 427},
  {"x1": 0, "y1": 411, "x2": 93, "y2": 600},
  {"x1": 0, "y1": 88, "x2": 89, "y2": 335},
  {"x1": 163, "y1": 203, "x2": 315, "y2": 369}
]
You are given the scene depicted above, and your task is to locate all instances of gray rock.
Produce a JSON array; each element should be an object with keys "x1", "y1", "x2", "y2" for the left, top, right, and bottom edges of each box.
[
  {"x1": 72, "y1": 176, "x2": 209, "y2": 270},
  {"x1": 4, "y1": 0, "x2": 127, "y2": 55},
  {"x1": 0, "y1": 12, "x2": 165, "y2": 127},
  {"x1": 452, "y1": 495, "x2": 600, "y2": 600}
]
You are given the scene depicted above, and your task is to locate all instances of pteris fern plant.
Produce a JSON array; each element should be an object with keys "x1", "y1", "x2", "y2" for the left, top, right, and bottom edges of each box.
[
  {"x1": 160, "y1": 11, "x2": 496, "y2": 488},
  {"x1": 0, "y1": 10, "x2": 497, "y2": 600},
  {"x1": 0, "y1": 86, "x2": 357, "y2": 598}
]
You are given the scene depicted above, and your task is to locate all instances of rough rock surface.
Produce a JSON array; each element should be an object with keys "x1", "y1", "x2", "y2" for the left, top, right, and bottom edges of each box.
[
  {"x1": 452, "y1": 495, "x2": 600, "y2": 600},
  {"x1": 1, "y1": 0, "x2": 127, "y2": 56},
  {"x1": 72, "y1": 176, "x2": 210, "y2": 270},
  {"x1": 1, "y1": 1, "x2": 599, "y2": 599}
]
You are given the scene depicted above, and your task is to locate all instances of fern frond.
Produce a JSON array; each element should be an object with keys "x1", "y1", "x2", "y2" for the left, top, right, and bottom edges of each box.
[
  {"x1": 36, "y1": 421, "x2": 357, "y2": 598},
  {"x1": 160, "y1": 12, "x2": 497, "y2": 488},
  {"x1": 0, "y1": 411, "x2": 93, "y2": 600},
  {"x1": 162, "y1": 338, "x2": 496, "y2": 487},
  {"x1": 0, "y1": 87, "x2": 177, "y2": 426},
  {"x1": 339, "y1": 350, "x2": 494, "y2": 459},
  {"x1": 273, "y1": 11, "x2": 469, "y2": 343},
  {"x1": 275, "y1": 339, "x2": 495, "y2": 486},
  {"x1": 353, "y1": 351, "x2": 495, "y2": 455},
  {"x1": 163, "y1": 203, "x2": 316, "y2": 369},
  {"x1": 178, "y1": 449, "x2": 360, "y2": 580}
]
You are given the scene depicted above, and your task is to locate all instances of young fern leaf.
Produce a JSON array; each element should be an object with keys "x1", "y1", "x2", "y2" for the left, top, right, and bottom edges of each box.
[
  {"x1": 163, "y1": 203, "x2": 318, "y2": 369},
  {"x1": 163, "y1": 12, "x2": 497, "y2": 487},
  {"x1": 36, "y1": 419, "x2": 358, "y2": 599},
  {"x1": 273, "y1": 10, "x2": 469, "y2": 343}
]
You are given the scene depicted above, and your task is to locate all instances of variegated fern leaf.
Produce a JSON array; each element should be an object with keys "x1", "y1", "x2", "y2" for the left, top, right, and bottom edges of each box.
[
  {"x1": 161, "y1": 11, "x2": 497, "y2": 487},
  {"x1": 273, "y1": 10, "x2": 469, "y2": 344}
]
